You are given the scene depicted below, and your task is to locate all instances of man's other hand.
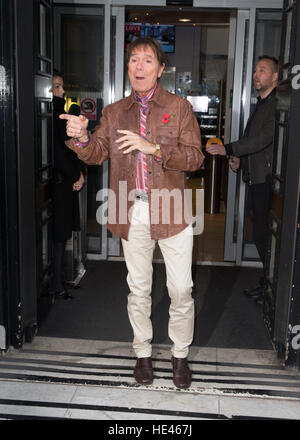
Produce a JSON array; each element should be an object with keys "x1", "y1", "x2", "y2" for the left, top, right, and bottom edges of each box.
[{"x1": 206, "y1": 143, "x2": 227, "y2": 156}]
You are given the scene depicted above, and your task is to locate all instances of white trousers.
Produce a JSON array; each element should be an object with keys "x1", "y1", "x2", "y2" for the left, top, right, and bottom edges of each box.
[{"x1": 121, "y1": 199, "x2": 194, "y2": 358}]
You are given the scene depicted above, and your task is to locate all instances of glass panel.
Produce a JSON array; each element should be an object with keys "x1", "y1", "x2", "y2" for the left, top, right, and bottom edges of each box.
[
  {"x1": 243, "y1": 9, "x2": 282, "y2": 261},
  {"x1": 40, "y1": 59, "x2": 51, "y2": 74},
  {"x1": 271, "y1": 218, "x2": 278, "y2": 233},
  {"x1": 283, "y1": 10, "x2": 293, "y2": 64},
  {"x1": 110, "y1": 16, "x2": 116, "y2": 103},
  {"x1": 40, "y1": 4, "x2": 47, "y2": 57},
  {"x1": 40, "y1": 101, "x2": 50, "y2": 114},
  {"x1": 274, "y1": 178, "x2": 281, "y2": 192},
  {"x1": 61, "y1": 10, "x2": 104, "y2": 96},
  {"x1": 57, "y1": 6, "x2": 105, "y2": 254},
  {"x1": 41, "y1": 118, "x2": 48, "y2": 167},
  {"x1": 42, "y1": 169, "x2": 49, "y2": 182},
  {"x1": 42, "y1": 222, "x2": 48, "y2": 270},
  {"x1": 239, "y1": 19, "x2": 249, "y2": 137},
  {"x1": 269, "y1": 233, "x2": 277, "y2": 283},
  {"x1": 276, "y1": 125, "x2": 285, "y2": 177}
]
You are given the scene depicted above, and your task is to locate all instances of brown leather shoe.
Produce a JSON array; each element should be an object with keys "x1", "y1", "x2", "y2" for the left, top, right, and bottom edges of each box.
[
  {"x1": 134, "y1": 357, "x2": 153, "y2": 385},
  {"x1": 171, "y1": 356, "x2": 192, "y2": 389}
]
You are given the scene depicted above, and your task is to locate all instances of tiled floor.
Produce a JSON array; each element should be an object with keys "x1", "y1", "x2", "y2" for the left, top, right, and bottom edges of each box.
[{"x1": 0, "y1": 336, "x2": 300, "y2": 420}]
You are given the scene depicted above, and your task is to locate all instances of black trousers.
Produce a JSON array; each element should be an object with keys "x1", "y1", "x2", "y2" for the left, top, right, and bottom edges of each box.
[{"x1": 247, "y1": 181, "x2": 272, "y2": 274}]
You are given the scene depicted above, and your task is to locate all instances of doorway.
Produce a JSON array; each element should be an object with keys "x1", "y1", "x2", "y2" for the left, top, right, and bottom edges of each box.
[
  {"x1": 53, "y1": 3, "x2": 282, "y2": 268},
  {"x1": 124, "y1": 7, "x2": 233, "y2": 263},
  {"x1": 35, "y1": 1, "x2": 281, "y2": 352}
]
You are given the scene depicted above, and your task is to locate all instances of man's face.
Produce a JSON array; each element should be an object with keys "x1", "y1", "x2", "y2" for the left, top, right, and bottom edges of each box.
[
  {"x1": 253, "y1": 59, "x2": 278, "y2": 96},
  {"x1": 128, "y1": 45, "x2": 165, "y2": 97},
  {"x1": 52, "y1": 76, "x2": 65, "y2": 98}
]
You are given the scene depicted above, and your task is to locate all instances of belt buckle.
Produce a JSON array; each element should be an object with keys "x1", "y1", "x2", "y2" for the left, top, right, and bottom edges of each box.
[{"x1": 135, "y1": 192, "x2": 148, "y2": 202}]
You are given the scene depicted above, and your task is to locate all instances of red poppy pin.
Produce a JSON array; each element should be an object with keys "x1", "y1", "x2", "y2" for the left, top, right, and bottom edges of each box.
[{"x1": 162, "y1": 113, "x2": 175, "y2": 126}]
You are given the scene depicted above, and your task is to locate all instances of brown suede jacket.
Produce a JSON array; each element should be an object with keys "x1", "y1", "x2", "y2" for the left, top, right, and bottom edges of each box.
[{"x1": 66, "y1": 84, "x2": 204, "y2": 240}]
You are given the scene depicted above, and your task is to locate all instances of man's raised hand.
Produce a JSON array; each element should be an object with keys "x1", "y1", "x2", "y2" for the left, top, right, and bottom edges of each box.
[{"x1": 59, "y1": 114, "x2": 89, "y2": 141}]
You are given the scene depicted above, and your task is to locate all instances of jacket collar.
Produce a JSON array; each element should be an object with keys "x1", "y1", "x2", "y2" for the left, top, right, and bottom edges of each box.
[
  {"x1": 257, "y1": 87, "x2": 277, "y2": 105},
  {"x1": 125, "y1": 82, "x2": 167, "y2": 111}
]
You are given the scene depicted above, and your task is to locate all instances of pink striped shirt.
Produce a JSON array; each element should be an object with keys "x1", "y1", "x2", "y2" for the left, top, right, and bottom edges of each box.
[{"x1": 134, "y1": 82, "x2": 158, "y2": 194}]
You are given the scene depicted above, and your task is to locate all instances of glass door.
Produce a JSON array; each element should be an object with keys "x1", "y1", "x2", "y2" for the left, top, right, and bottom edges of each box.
[
  {"x1": 264, "y1": 0, "x2": 300, "y2": 366},
  {"x1": 224, "y1": 8, "x2": 282, "y2": 264},
  {"x1": 35, "y1": 0, "x2": 54, "y2": 299},
  {"x1": 54, "y1": 3, "x2": 126, "y2": 261},
  {"x1": 0, "y1": 0, "x2": 16, "y2": 349}
]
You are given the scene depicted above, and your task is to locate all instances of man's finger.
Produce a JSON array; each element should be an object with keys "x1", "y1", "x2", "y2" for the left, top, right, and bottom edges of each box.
[
  {"x1": 122, "y1": 146, "x2": 136, "y2": 154},
  {"x1": 59, "y1": 113, "x2": 76, "y2": 120},
  {"x1": 117, "y1": 129, "x2": 134, "y2": 135},
  {"x1": 118, "y1": 141, "x2": 133, "y2": 150}
]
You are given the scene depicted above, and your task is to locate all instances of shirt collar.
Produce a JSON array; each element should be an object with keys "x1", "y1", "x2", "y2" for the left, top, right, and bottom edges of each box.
[
  {"x1": 134, "y1": 82, "x2": 159, "y2": 105},
  {"x1": 125, "y1": 82, "x2": 165, "y2": 110}
]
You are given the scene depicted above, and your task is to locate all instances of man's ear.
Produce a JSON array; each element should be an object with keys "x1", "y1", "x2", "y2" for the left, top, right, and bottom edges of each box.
[{"x1": 158, "y1": 63, "x2": 165, "y2": 79}]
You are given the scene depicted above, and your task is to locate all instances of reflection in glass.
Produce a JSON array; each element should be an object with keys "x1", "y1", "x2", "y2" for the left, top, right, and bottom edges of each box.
[
  {"x1": 42, "y1": 169, "x2": 49, "y2": 182},
  {"x1": 269, "y1": 233, "x2": 277, "y2": 283},
  {"x1": 40, "y1": 5, "x2": 47, "y2": 57},
  {"x1": 61, "y1": 12, "x2": 104, "y2": 94},
  {"x1": 274, "y1": 179, "x2": 281, "y2": 192},
  {"x1": 110, "y1": 17, "x2": 116, "y2": 103},
  {"x1": 271, "y1": 218, "x2": 278, "y2": 233},
  {"x1": 40, "y1": 60, "x2": 50, "y2": 74},
  {"x1": 276, "y1": 125, "x2": 285, "y2": 177},
  {"x1": 41, "y1": 118, "x2": 48, "y2": 166},
  {"x1": 284, "y1": 11, "x2": 292, "y2": 64},
  {"x1": 42, "y1": 222, "x2": 48, "y2": 270},
  {"x1": 40, "y1": 102, "x2": 50, "y2": 114}
]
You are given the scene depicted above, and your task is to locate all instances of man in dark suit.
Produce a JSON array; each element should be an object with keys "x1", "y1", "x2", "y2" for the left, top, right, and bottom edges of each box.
[{"x1": 206, "y1": 55, "x2": 279, "y2": 304}]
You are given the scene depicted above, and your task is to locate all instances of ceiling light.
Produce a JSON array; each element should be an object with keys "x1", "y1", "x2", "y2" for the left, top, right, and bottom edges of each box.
[{"x1": 178, "y1": 18, "x2": 191, "y2": 22}]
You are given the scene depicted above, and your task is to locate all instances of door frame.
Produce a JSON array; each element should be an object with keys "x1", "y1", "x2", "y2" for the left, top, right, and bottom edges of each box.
[{"x1": 0, "y1": 0, "x2": 19, "y2": 349}]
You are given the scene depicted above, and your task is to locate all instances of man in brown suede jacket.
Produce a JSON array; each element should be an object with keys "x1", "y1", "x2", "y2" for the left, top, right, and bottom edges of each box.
[{"x1": 60, "y1": 37, "x2": 204, "y2": 389}]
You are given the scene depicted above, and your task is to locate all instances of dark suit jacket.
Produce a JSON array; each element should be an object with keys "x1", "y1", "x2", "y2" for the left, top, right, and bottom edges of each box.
[{"x1": 227, "y1": 89, "x2": 277, "y2": 185}]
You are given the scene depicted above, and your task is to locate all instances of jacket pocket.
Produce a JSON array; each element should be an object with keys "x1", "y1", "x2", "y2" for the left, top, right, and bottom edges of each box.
[{"x1": 156, "y1": 126, "x2": 179, "y2": 145}]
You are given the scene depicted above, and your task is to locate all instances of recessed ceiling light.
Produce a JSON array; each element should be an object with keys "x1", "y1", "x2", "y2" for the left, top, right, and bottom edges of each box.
[{"x1": 178, "y1": 18, "x2": 191, "y2": 22}]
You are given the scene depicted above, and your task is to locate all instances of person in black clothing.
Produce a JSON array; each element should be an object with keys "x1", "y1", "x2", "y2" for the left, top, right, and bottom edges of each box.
[
  {"x1": 51, "y1": 71, "x2": 85, "y2": 300},
  {"x1": 206, "y1": 55, "x2": 279, "y2": 304}
]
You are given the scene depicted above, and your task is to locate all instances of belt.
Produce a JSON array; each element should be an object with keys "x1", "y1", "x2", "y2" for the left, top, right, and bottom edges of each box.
[{"x1": 135, "y1": 191, "x2": 149, "y2": 202}]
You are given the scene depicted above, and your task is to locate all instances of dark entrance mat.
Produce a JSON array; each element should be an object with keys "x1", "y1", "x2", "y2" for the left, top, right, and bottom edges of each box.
[{"x1": 37, "y1": 261, "x2": 273, "y2": 350}]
